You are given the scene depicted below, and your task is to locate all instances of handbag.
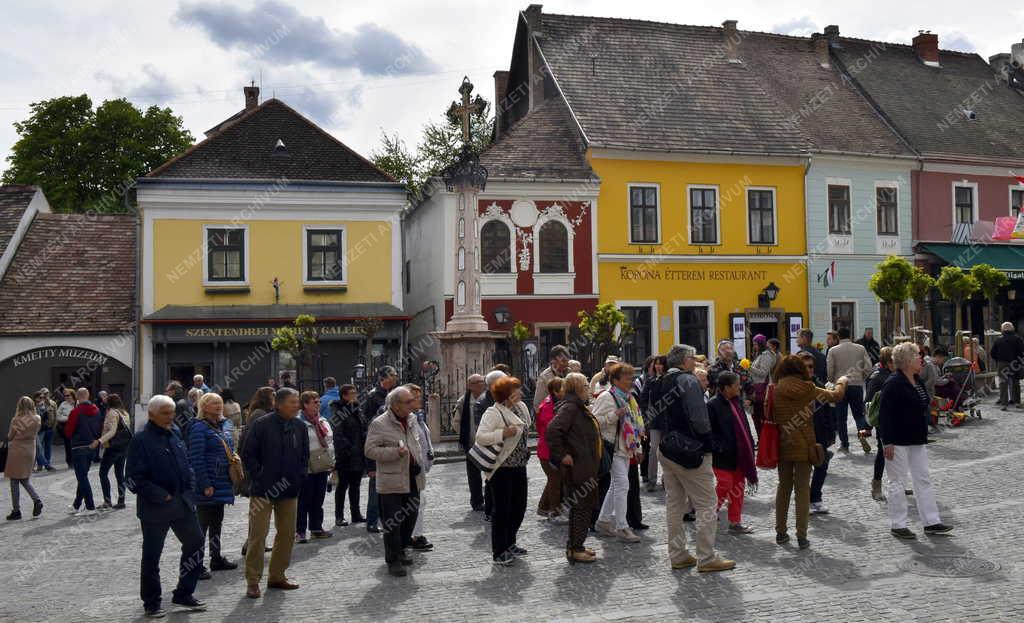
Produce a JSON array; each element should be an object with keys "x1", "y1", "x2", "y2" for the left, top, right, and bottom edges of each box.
[
  {"x1": 755, "y1": 384, "x2": 780, "y2": 469},
  {"x1": 658, "y1": 371, "x2": 705, "y2": 470},
  {"x1": 309, "y1": 445, "x2": 334, "y2": 474},
  {"x1": 599, "y1": 393, "x2": 626, "y2": 476},
  {"x1": 808, "y1": 442, "x2": 826, "y2": 467},
  {"x1": 107, "y1": 412, "x2": 133, "y2": 452},
  {"x1": 468, "y1": 408, "x2": 512, "y2": 475},
  {"x1": 207, "y1": 422, "x2": 245, "y2": 486}
]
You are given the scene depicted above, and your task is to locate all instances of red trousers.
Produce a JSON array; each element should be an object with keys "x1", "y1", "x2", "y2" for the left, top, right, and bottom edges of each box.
[{"x1": 714, "y1": 467, "x2": 746, "y2": 523}]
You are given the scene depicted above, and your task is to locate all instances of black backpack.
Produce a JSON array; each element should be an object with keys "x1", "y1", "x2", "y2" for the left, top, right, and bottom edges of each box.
[{"x1": 108, "y1": 411, "x2": 134, "y2": 451}]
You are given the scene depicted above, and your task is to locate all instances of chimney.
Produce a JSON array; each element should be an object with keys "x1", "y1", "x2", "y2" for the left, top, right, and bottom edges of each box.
[
  {"x1": 991, "y1": 52, "x2": 1012, "y2": 82},
  {"x1": 913, "y1": 31, "x2": 940, "y2": 67},
  {"x1": 244, "y1": 82, "x2": 260, "y2": 110},
  {"x1": 524, "y1": 4, "x2": 545, "y2": 111},
  {"x1": 722, "y1": 20, "x2": 740, "y2": 63},
  {"x1": 824, "y1": 24, "x2": 840, "y2": 47},
  {"x1": 811, "y1": 33, "x2": 830, "y2": 68},
  {"x1": 493, "y1": 70, "x2": 510, "y2": 138}
]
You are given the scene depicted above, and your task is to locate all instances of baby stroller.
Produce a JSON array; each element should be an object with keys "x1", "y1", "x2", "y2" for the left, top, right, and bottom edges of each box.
[{"x1": 934, "y1": 357, "x2": 982, "y2": 426}]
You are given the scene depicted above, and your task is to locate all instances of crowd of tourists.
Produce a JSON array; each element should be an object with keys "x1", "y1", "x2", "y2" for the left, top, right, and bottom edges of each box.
[{"x1": 10, "y1": 321, "x2": 1011, "y2": 617}]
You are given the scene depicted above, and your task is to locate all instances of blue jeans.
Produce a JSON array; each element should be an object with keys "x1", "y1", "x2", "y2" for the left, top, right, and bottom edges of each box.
[
  {"x1": 36, "y1": 429, "x2": 53, "y2": 467},
  {"x1": 72, "y1": 447, "x2": 97, "y2": 510},
  {"x1": 834, "y1": 385, "x2": 867, "y2": 449},
  {"x1": 296, "y1": 471, "x2": 329, "y2": 534},
  {"x1": 810, "y1": 450, "x2": 833, "y2": 503},
  {"x1": 366, "y1": 476, "x2": 379, "y2": 527},
  {"x1": 140, "y1": 509, "x2": 204, "y2": 611}
]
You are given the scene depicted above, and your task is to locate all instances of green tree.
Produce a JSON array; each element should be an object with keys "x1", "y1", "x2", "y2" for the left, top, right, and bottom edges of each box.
[
  {"x1": 271, "y1": 314, "x2": 319, "y2": 388},
  {"x1": 577, "y1": 303, "x2": 633, "y2": 373},
  {"x1": 971, "y1": 263, "x2": 1009, "y2": 333},
  {"x1": 868, "y1": 256, "x2": 914, "y2": 344},
  {"x1": 355, "y1": 317, "x2": 385, "y2": 375},
  {"x1": 907, "y1": 268, "x2": 936, "y2": 327},
  {"x1": 936, "y1": 266, "x2": 980, "y2": 334},
  {"x1": 370, "y1": 132, "x2": 422, "y2": 194},
  {"x1": 2, "y1": 95, "x2": 194, "y2": 213}
]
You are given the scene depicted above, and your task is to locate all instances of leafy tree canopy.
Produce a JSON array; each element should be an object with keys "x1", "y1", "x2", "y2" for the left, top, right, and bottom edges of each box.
[
  {"x1": 970, "y1": 263, "x2": 1009, "y2": 300},
  {"x1": 936, "y1": 265, "x2": 980, "y2": 303},
  {"x1": 2, "y1": 95, "x2": 194, "y2": 213},
  {"x1": 869, "y1": 255, "x2": 914, "y2": 304},
  {"x1": 908, "y1": 268, "x2": 935, "y2": 303}
]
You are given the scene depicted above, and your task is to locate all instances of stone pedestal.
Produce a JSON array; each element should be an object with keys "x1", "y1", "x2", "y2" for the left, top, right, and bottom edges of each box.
[{"x1": 435, "y1": 329, "x2": 506, "y2": 387}]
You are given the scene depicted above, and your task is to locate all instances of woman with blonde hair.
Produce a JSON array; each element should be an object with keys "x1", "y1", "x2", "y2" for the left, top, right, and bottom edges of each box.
[
  {"x1": 546, "y1": 372, "x2": 602, "y2": 563},
  {"x1": 189, "y1": 391, "x2": 238, "y2": 576},
  {"x1": 7, "y1": 396, "x2": 43, "y2": 520}
]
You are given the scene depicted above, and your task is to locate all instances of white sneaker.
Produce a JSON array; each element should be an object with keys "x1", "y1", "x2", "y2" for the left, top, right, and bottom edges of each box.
[
  {"x1": 595, "y1": 519, "x2": 616, "y2": 537},
  {"x1": 66, "y1": 505, "x2": 80, "y2": 515},
  {"x1": 616, "y1": 527, "x2": 641, "y2": 543},
  {"x1": 810, "y1": 502, "x2": 830, "y2": 515}
]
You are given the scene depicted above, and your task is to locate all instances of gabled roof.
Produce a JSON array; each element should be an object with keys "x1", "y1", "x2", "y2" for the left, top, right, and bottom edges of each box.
[
  {"x1": 833, "y1": 38, "x2": 1024, "y2": 162},
  {"x1": 0, "y1": 185, "x2": 40, "y2": 260},
  {"x1": 147, "y1": 99, "x2": 397, "y2": 184},
  {"x1": 536, "y1": 13, "x2": 808, "y2": 156},
  {"x1": 480, "y1": 96, "x2": 596, "y2": 180},
  {"x1": 738, "y1": 33, "x2": 915, "y2": 158},
  {"x1": 0, "y1": 214, "x2": 136, "y2": 334}
]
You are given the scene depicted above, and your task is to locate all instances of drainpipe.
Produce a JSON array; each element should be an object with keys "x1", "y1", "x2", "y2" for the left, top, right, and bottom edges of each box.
[
  {"x1": 125, "y1": 185, "x2": 142, "y2": 422},
  {"x1": 803, "y1": 154, "x2": 813, "y2": 335}
]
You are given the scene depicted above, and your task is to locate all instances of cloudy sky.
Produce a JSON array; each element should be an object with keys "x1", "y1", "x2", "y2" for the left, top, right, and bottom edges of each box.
[{"x1": 1, "y1": 0, "x2": 1021, "y2": 173}]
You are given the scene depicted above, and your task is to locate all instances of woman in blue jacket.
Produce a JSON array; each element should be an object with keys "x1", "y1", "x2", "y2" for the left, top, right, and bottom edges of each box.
[{"x1": 189, "y1": 392, "x2": 238, "y2": 577}]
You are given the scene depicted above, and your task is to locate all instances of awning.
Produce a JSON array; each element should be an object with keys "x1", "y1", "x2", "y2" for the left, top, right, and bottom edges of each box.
[
  {"x1": 143, "y1": 303, "x2": 409, "y2": 323},
  {"x1": 918, "y1": 243, "x2": 1024, "y2": 279}
]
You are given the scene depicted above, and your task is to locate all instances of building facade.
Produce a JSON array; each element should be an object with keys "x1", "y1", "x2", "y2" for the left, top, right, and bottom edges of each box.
[{"x1": 138, "y1": 89, "x2": 407, "y2": 402}]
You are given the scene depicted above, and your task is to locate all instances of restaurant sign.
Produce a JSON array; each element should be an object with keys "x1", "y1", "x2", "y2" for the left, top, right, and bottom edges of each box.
[{"x1": 619, "y1": 266, "x2": 769, "y2": 282}]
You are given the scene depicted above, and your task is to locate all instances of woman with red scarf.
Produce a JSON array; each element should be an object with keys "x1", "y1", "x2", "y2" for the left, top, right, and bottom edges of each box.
[
  {"x1": 296, "y1": 391, "x2": 335, "y2": 543},
  {"x1": 708, "y1": 371, "x2": 758, "y2": 534}
]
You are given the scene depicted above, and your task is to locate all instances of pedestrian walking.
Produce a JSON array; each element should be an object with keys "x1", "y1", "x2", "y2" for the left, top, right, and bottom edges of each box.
[
  {"x1": 475, "y1": 369, "x2": 506, "y2": 521},
  {"x1": 590, "y1": 356, "x2": 619, "y2": 396},
  {"x1": 188, "y1": 392, "x2": 238, "y2": 578},
  {"x1": 33, "y1": 389, "x2": 57, "y2": 472},
  {"x1": 220, "y1": 389, "x2": 242, "y2": 437},
  {"x1": 593, "y1": 363, "x2": 646, "y2": 544},
  {"x1": 659, "y1": 344, "x2": 735, "y2": 573},
  {"x1": 545, "y1": 372, "x2": 601, "y2": 564},
  {"x1": 534, "y1": 345, "x2": 570, "y2": 413},
  {"x1": 98, "y1": 394, "x2": 132, "y2": 510},
  {"x1": 857, "y1": 328, "x2": 882, "y2": 365},
  {"x1": 363, "y1": 366, "x2": 398, "y2": 534},
  {"x1": 749, "y1": 334, "x2": 779, "y2": 438},
  {"x1": 451, "y1": 374, "x2": 486, "y2": 511},
  {"x1": 640, "y1": 355, "x2": 667, "y2": 491},
  {"x1": 476, "y1": 376, "x2": 532, "y2": 566},
  {"x1": 880, "y1": 343, "x2": 954, "y2": 539},
  {"x1": 244, "y1": 387, "x2": 275, "y2": 426},
  {"x1": 319, "y1": 377, "x2": 340, "y2": 419},
  {"x1": 992, "y1": 321, "x2": 1024, "y2": 410},
  {"x1": 535, "y1": 376, "x2": 567, "y2": 522},
  {"x1": 708, "y1": 371, "x2": 757, "y2": 534},
  {"x1": 407, "y1": 384, "x2": 434, "y2": 552},
  {"x1": 296, "y1": 391, "x2": 334, "y2": 543},
  {"x1": 364, "y1": 386, "x2": 424, "y2": 577},
  {"x1": 330, "y1": 384, "x2": 366, "y2": 526},
  {"x1": 241, "y1": 388, "x2": 309, "y2": 598},
  {"x1": 6, "y1": 396, "x2": 44, "y2": 520},
  {"x1": 65, "y1": 388, "x2": 103, "y2": 516},
  {"x1": 866, "y1": 347, "x2": 895, "y2": 501},
  {"x1": 56, "y1": 389, "x2": 75, "y2": 467},
  {"x1": 773, "y1": 356, "x2": 847, "y2": 550},
  {"x1": 126, "y1": 395, "x2": 207, "y2": 618},
  {"x1": 827, "y1": 328, "x2": 874, "y2": 454}
]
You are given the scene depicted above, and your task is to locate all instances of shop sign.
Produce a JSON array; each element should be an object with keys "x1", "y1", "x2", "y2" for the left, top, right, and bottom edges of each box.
[
  {"x1": 1004, "y1": 270, "x2": 1024, "y2": 280},
  {"x1": 11, "y1": 348, "x2": 108, "y2": 368},
  {"x1": 618, "y1": 266, "x2": 769, "y2": 282},
  {"x1": 177, "y1": 324, "x2": 363, "y2": 339}
]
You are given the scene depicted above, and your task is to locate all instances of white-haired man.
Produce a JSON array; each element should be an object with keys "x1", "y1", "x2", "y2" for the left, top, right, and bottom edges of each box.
[
  {"x1": 126, "y1": 394, "x2": 206, "y2": 618},
  {"x1": 192, "y1": 375, "x2": 211, "y2": 394}
]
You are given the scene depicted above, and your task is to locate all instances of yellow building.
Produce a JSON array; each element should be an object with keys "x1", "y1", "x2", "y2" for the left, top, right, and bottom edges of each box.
[
  {"x1": 138, "y1": 88, "x2": 407, "y2": 400},
  {"x1": 592, "y1": 154, "x2": 809, "y2": 360}
]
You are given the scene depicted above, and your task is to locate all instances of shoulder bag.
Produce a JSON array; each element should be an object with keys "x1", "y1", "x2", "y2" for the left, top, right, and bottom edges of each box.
[
  {"x1": 308, "y1": 423, "x2": 334, "y2": 474},
  {"x1": 658, "y1": 372, "x2": 705, "y2": 470},
  {"x1": 107, "y1": 411, "x2": 134, "y2": 452},
  {"x1": 206, "y1": 421, "x2": 245, "y2": 486},
  {"x1": 468, "y1": 408, "x2": 511, "y2": 475}
]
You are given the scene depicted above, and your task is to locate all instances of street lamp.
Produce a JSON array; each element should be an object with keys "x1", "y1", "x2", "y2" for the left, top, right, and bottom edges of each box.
[
  {"x1": 494, "y1": 306, "x2": 512, "y2": 325},
  {"x1": 758, "y1": 282, "x2": 780, "y2": 308},
  {"x1": 353, "y1": 363, "x2": 366, "y2": 380}
]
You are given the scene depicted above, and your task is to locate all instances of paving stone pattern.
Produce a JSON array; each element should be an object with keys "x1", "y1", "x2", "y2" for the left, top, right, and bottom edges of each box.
[{"x1": 1, "y1": 403, "x2": 1023, "y2": 622}]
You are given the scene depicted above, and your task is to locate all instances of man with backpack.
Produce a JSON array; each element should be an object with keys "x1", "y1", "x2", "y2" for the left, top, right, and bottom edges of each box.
[{"x1": 658, "y1": 344, "x2": 735, "y2": 573}]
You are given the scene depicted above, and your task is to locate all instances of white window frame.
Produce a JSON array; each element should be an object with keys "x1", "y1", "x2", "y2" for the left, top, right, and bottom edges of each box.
[
  {"x1": 686, "y1": 184, "x2": 721, "y2": 246},
  {"x1": 829, "y1": 299, "x2": 857, "y2": 336},
  {"x1": 745, "y1": 186, "x2": 778, "y2": 246},
  {"x1": 615, "y1": 300, "x2": 659, "y2": 361},
  {"x1": 202, "y1": 223, "x2": 249, "y2": 287},
  {"x1": 301, "y1": 224, "x2": 347, "y2": 286},
  {"x1": 533, "y1": 210, "x2": 575, "y2": 275},
  {"x1": 673, "y1": 299, "x2": 716, "y2": 356},
  {"x1": 478, "y1": 212, "x2": 516, "y2": 275},
  {"x1": 627, "y1": 183, "x2": 661, "y2": 245},
  {"x1": 1010, "y1": 184, "x2": 1024, "y2": 217},
  {"x1": 952, "y1": 181, "x2": 979, "y2": 226}
]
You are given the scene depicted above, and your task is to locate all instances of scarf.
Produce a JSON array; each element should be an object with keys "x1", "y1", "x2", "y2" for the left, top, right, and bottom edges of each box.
[
  {"x1": 728, "y1": 397, "x2": 757, "y2": 484},
  {"x1": 307, "y1": 413, "x2": 329, "y2": 448},
  {"x1": 611, "y1": 386, "x2": 645, "y2": 457}
]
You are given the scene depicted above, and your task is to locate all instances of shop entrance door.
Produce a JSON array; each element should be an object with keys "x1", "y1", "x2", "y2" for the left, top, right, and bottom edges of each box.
[{"x1": 169, "y1": 363, "x2": 212, "y2": 391}]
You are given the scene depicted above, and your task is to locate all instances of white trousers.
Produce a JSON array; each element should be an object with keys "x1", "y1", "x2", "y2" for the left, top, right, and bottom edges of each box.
[
  {"x1": 886, "y1": 445, "x2": 941, "y2": 529},
  {"x1": 598, "y1": 455, "x2": 630, "y2": 530},
  {"x1": 413, "y1": 489, "x2": 426, "y2": 537}
]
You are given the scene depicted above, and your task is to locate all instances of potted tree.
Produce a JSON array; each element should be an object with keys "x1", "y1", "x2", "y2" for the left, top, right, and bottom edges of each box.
[
  {"x1": 577, "y1": 303, "x2": 633, "y2": 374},
  {"x1": 936, "y1": 266, "x2": 980, "y2": 336},
  {"x1": 868, "y1": 256, "x2": 913, "y2": 345},
  {"x1": 271, "y1": 314, "x2": 319, "y2": 389}
]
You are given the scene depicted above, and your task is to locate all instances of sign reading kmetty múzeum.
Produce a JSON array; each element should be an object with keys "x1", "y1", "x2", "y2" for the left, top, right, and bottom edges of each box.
[
  {"x1": 12, "y1": 348, "x2": 109, "y2": 367},
  {"x1": 618, "y1": 266, "x2": 769, "y2": 282}
]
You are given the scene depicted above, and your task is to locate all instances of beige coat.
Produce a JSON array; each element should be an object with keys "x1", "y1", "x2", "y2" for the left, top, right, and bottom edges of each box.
[
  {"x1": 364, "y1": 409, "x2": 425, "y2": 495},
  {"x1": 5, "y1": 412, "x2": 41, "y2": 479},
  {"x1": 475, "y1": 401, "x2": 531, "y2": 480}
]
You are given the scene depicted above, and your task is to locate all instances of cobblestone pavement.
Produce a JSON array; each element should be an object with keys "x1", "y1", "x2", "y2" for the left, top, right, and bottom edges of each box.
[{"x1": 2, "y1": 402, "x2": 1023, "y2": 622}]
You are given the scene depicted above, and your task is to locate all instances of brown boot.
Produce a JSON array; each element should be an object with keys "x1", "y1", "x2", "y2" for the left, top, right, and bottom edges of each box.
[
  {"x1": 246, "y1": 583, "x2": 261, "y2": 599},
  {"x1": 871, "y1": 479, "x2": 886, "y2": 501},
  {"x1": 267, "y1": 578, "x2": 300, "y2": 590}
]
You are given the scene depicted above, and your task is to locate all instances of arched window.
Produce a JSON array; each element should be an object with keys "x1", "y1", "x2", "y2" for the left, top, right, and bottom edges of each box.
[
  {"x1": 538, "y1": 220, "x2": 569, "y2": 273},
  {"x1": 480, "y1": 220, "x2": 512, "y2": 273}
]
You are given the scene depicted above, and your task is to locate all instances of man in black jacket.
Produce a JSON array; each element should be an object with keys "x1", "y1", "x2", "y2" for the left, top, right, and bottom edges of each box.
[
  {"x1": 331, "y1": 384, "x2": 366, "y2": 526},
  {"x1": 992, "y1": 322, "x2": 1024, "y2": 410},
  {"x1": 856, "y1": 328, "x2": 881, "y2": 365},
  {"x1": 452, "y1": 374, "x2": 486, "y2": 511},
  {"x1": 241, "y1": 388, "x2": 309, "y2": 599},
  {"x1": 362, "y1": 366, "x2": 397, "y2": 533},
  {"x1": 797, "y1": 329, "x2": 827, "y2": 383},
  {"x1": 126, "y1": 395, "x2": 206, "y2": 618}
]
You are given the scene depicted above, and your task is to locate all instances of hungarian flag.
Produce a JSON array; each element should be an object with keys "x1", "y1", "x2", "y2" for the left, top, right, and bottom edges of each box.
[
  {"x1": 817, "y1": 261, "x2": 837, "y2": 288},
  {"x1": 1012, "y1": 170, "x2": 1024, "y2": 185}
]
